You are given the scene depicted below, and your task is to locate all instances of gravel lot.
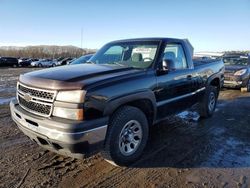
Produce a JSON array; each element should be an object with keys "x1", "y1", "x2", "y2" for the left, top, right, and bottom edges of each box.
[{"x1": 1, "y1": 67, "x2": 250, "y2": 188}]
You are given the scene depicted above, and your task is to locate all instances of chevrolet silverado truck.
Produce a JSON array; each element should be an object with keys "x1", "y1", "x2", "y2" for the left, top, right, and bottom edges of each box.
[{"x1": 10, "y1": 38, "x2": 224, "y2": 166}]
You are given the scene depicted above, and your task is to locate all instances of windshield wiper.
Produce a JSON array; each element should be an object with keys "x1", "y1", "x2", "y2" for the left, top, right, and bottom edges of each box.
[
  {"x1": 86, "y1": 61, "x2": 95, "y2": 64},
  {"x1": 104, "y1": 62, "x2": 128, "y2": 67},
  {"x1": 113, "y1": 62, "x2": 127, "y2": 66}
]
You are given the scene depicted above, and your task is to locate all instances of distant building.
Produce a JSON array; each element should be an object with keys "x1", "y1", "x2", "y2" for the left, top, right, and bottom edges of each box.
[{"x1": 194, "y1": 52, "x2": 224, "y2": 59}]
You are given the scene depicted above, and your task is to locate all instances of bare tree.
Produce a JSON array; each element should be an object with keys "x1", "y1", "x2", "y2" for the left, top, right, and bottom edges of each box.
[{"x1": 0, "y1": 45, "x2": 96, "y2": 59}]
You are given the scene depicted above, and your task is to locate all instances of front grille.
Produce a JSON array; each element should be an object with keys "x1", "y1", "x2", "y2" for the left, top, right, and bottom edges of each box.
[
  {"x1": 224, "y1": 70, "x2": 236, "y2": 74},
  {"x1": 17, "y1": 83, "x2": 56, "y2": 117},
  {"x1": 18, "y1": 96, "x2": 51, "y2": 115},
  {"x1": 224, "y1": 76, "x2": 235, "y2": 81},
  {"x1": 18, "y1": 84, "x2": 54, "y2": 101},
  {"x1": 224, "y1": 72, "x2": 236, "y2": 81}
]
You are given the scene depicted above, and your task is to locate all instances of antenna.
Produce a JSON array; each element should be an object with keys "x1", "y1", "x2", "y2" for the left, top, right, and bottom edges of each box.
[{"x1": 81, "y1": 28, "x2": 83, "y2": 49}]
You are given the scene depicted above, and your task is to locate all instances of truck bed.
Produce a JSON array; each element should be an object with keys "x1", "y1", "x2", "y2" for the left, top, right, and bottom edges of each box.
[{"x1": 193, "y1": 59, "x2": 222, "y2": 67}]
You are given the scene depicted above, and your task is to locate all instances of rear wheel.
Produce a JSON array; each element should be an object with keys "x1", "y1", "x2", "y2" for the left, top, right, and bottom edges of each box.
[
  {"x1": 102, "y1": 106, "x2": 148, "y2": 166},
  {"x1": 38, "y1": 63, "x2": 42, "y2": 67},
  {"x1": 198, "y1": 86, "x2": 218, "y2": 118}
]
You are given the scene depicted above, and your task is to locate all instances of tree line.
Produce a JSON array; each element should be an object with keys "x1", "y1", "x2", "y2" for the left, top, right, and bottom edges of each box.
[{"x1": 0, "y1": 45, "x2": 97, "y2": 59}]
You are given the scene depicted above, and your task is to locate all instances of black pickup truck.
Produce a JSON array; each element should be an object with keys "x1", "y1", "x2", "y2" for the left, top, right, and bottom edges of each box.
[{"x1": 10, "y1": 38, "x2": 224, "y2": 166}]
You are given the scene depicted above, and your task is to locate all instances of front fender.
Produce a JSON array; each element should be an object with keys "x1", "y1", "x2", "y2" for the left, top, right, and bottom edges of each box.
[{"x1": 103, "y1": 90, "x2": 157, "y2": 120}]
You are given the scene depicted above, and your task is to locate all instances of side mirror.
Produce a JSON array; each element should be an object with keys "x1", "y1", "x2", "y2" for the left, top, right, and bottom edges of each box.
[
  {"x1": 156, "y1": 59, "x2": 175, "y2": 75},
  {"x1": 163, "y1": 59, "x2": 175, "y2": 71}
]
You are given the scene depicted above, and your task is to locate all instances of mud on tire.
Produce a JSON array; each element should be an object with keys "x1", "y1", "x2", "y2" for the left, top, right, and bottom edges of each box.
[
  {"x1": 198, "y1": 85, "x2": 218, "y2": 118},
  {"x1": 102, "y1": 106, "x2": 149, "y2": 166}
]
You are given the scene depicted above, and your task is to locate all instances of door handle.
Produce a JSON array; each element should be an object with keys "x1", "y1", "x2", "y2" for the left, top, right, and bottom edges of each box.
[{"x1": 187, "y1": 75, "x2": 192, "y2": 79}]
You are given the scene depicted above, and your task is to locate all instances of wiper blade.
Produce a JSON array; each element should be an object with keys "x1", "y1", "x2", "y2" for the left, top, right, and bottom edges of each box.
[
  {"x1": 113, "y1": 62, "x2": 126, "y2": 66},
  {"x1": 86, "y1": 61, "x2": 95, "y2": 64},
  {"x1": 104, "y1": 62, "x2": 127, "y2": 67}
]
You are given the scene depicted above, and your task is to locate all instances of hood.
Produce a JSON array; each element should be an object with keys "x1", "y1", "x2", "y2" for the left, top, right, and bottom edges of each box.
[
  {"x1": 225, "y1": 65, "x2": 247, "y2": 73},
  {"x1": 19, "y1": 64, "x2": 144, "y2": 90}
]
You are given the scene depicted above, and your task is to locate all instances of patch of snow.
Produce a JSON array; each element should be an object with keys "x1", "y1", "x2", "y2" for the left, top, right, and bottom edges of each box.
[
  {"x1": 0, "y1": 76, "x2": 18, "y2": 82},
  {"x1": 177, "y1": 111, "x2": 200, "y2": 121},
  {"x1": 0, "y1": 97, "x2": 15, "y2": 105}
]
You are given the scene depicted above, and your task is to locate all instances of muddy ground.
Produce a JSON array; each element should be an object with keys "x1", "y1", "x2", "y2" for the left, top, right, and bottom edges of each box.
[{"x1": 1, "y1": 68, "x2": 250, "y2": 188}]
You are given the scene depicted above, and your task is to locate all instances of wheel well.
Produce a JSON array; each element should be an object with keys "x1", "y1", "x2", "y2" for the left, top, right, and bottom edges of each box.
[
  {"x1": 210, "y1": 77, "x2": 220, "y2": 94},
  {"x1": 115, "y1": 99, "x2": 155, "y2": 126}
]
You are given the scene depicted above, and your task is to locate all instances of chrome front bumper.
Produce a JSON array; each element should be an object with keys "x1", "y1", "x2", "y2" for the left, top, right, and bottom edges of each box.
[
  {"x1": 224, "y1": 80, "x2": 243, "y2": 87},
  {"x1": 10, "y1": 99, "x2": 108, "y2": 158}
]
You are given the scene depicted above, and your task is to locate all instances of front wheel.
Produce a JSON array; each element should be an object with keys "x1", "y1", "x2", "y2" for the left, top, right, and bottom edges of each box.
[
  {"x1": 102, "y1": 106, "x2": 148, "y2": 166},
  {"x1": 248, "y1": 80, "x2": 250, "y2": 92},
  {"x1": 241, "y1": 79, "x2": 250, "y2": 92},
  {"x1": 198, "y1": 86, "x2": 218, "y2": 118}
]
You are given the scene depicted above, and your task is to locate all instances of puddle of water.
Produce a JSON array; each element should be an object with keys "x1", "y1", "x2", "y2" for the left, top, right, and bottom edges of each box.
[
  {"x1": 202, "y1": 137, "x2": 250, "y2": 167},
  {"x1": 0, "y1": 87, "x2": 16, "y2": 93},
  {"x1": 0, "y1": 84, "x2": 6, "y2": 88},
  {"x1": 177, "y1": 111, "x2": 200, "y2": 122},
  {"x1": 212, "y1": 127, "x2": 226, "y2": 136},
  {"x1": 0, "y1": 97, "x2": 15, "y2": 105},
  {"x1": 217, "y1": 101, "x2": 231, "y2": 108}
]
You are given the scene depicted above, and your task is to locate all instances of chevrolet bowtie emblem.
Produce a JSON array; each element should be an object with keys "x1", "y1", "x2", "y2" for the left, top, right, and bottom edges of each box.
[{"x1": 23, "y1": 93, "x2": 32, "y2": 102}]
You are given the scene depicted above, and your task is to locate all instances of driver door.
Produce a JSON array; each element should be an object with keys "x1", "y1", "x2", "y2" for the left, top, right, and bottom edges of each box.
[{"x1": 155, "y1": 43, "x2": 195, "y2": 119}]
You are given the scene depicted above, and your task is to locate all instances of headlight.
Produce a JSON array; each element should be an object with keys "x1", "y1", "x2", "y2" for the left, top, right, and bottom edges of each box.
[
  {"x1": 53, "y1": 107, "x2": 84, "y2": 120},
  {"x1": 234, "y1": 69, "x2": 247, "y2": 76},
  {"x1": 56, "y1": 90, "x2": 86, "y2": 103}
]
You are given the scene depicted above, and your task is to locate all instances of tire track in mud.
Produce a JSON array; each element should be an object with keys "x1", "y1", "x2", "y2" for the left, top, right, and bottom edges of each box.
[
  {"x1": 59, "y1": 119, "x2": 187, "y2": 187},
  {"x1": 84, "y1": 121, "x2": 215, "y2": 188},
  {"x1": 86, "y1": 123, "x2": 185, "y2": 187},
  {"x1": 0, "y1": 112, "x2": 10, "y2": 119},
  {"x1": 59, "y1": 157, "x2": 116, "y2": 188},
  {"x1": 0, "y1": 137, "x2": 29, "y2": 150}
]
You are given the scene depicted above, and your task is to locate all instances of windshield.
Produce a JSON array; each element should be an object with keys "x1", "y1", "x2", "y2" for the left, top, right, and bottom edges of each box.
[
  {"x1": 71, "y1": 55, "x2": 92, "y2": 65},
  {"x1": 223, "y1": 57, "x2": 249, "y2": 66},
  {"x1": 89, "y1": 41, "x2": 159, "y2": 69}
]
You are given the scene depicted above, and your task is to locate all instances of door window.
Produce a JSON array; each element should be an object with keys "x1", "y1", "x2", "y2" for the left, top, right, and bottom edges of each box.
[{"x1": 163, "y1": 44, "x2": 188, "y2": 70}]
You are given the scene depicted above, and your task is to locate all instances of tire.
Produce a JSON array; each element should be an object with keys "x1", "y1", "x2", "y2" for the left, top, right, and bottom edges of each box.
[
  {"x1": 102, "y1": 106, "x2": 149, "y2": 166},
  {"x1": 240, "y1": 80, "x2": 250, "y2": 92},
  {"x1": 52, "y1": 63, "x2": 56, "y2": 67},
  {"x1": 13, "y1": 64, "x2": 17, "y2": 68},
  {"x1": 38, "y1": 63, "x2": 42, "y2": 67},
  {"x1": 198, "y1": 86, "x2": 218, "y2": 118},
  {"x1": 246, "y1": 79, "x2": 250, "y2": 92}
]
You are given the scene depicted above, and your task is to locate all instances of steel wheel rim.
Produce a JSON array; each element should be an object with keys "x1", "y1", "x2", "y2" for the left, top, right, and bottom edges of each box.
[
  {"x1": 119, "y1": 120, "x2": 143, "y2": 156},
  {"x1": 208, "y1": 92, "x2": 216, "y2": 112}
]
